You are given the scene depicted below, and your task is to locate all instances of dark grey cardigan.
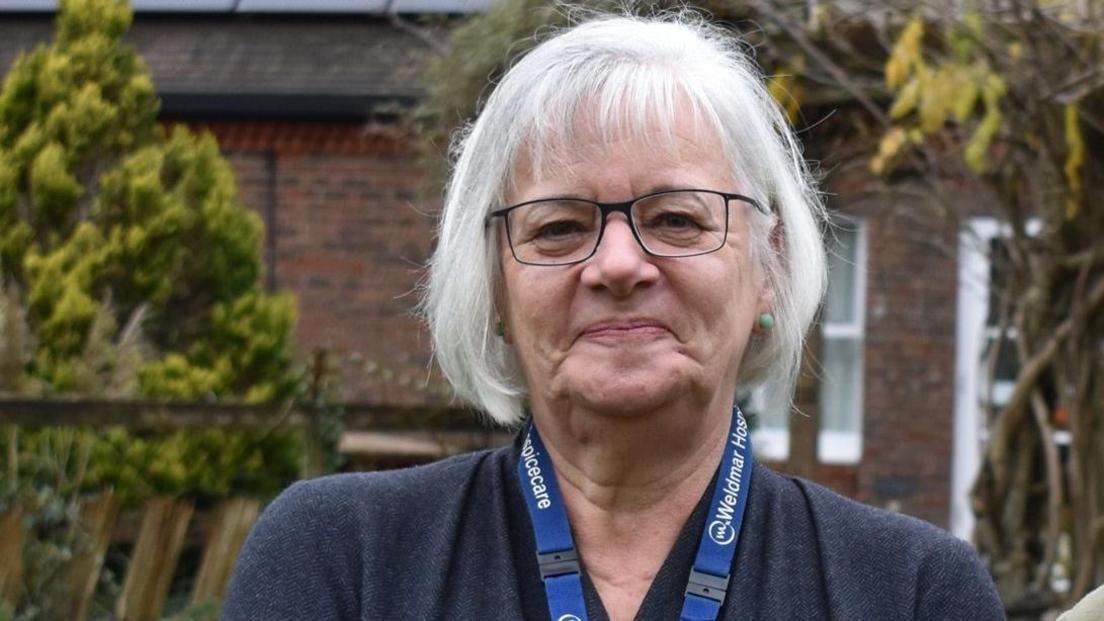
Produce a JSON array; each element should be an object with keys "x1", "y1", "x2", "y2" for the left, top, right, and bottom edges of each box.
[{"x1": 222, "y1": 433, "x2": 1005, "y2": 620}]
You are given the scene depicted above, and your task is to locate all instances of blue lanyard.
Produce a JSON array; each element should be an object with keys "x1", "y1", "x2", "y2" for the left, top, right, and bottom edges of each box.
[{"x1": 517, "y1": 406, "x2": 753, "y2": 621}]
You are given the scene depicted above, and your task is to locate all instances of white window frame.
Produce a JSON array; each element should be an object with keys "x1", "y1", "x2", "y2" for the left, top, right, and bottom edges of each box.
[{"x1": 952, "y1": 218, "x2": 996, "y2": 540}]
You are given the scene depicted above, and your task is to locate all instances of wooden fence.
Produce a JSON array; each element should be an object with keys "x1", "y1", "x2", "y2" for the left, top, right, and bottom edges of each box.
[
  {"x1": 0, "y1": 492, "x2": 259, "y2": 620},
  {"x1": 0, "y1": 397, "x2": 505, "y2": 620},
  {"x1": 0, "y1": 397, "x2": 494, "y2": 476}
]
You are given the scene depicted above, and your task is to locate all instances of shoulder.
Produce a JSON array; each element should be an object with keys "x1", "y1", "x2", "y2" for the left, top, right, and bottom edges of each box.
[
  {"x1": 250, "y1": 447, "x2": 492, "y2": 523},
  {"x1": 751, "y1": 466, "x2": 1004, "y2": 620},
  {"x1": 222, "y1": 446, "x2": 511, "y2": 619},
  {"x1": 258, "y1": 445, "x2": 511, "y2": 545},
  {"x1": 752, "y1": 465, "x2": 969, "y2": 558},
  {"x1": 776, "y1": 470, "x2": 953, "y2": 552},
  {"x1": 284, "y1": 446, "x2": 502, "y2": 507}
]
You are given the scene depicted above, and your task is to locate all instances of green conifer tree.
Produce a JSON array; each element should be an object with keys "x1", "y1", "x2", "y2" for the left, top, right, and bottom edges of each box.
[{"x1": 0, "y1": 0, "x2": 301, "y2": 500}]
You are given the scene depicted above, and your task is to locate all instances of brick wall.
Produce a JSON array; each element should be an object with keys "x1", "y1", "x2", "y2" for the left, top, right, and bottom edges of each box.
[
  {"x1": 863, "y1": 212, "x2": 958, "y2": 527},
  {"x1": 192, "y1": 121, "x2": 444, "y2": 407},
  {"x1": 835, "y1": 188, "x2": 960, "y2": 528}
]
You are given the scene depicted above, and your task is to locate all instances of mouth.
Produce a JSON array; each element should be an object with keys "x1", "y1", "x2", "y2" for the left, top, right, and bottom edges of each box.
[{"x1": 580, "y1": 318, "x2": 671, "y2": 340}]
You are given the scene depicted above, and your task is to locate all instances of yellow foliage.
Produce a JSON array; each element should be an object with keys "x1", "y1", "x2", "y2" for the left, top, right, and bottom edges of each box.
[
  {"x1": 965, "y1": 110, "x2": 1000, "y2": 174},
  {"x1": 870, "y1": 127, "x2": 908, "y2": 175},
  {"x1": 951, "y1": 68, "x2": 980, "y2": 122},
  {"x1": 1064, "y1": 103, "x2": 1083, "y2": 219},
  {"x1": 30, "y1": 142, "x2": 83, "y2": 220},
  {"x1": 954, "y1": 12, "x2": 984, "y2": 59},
  {"x1": 0, "y1": 152, "x2": 17, "y2": 215},
  {"x1": 36, "y1": 51, "x2": 73, "y2": 105},
  {"x1": 38, "y1": 278, "x2": 98, "y2": 359},
  {"x1": 767, "y1": 55, "x2": 805, "y2": 123},
  {"x1": 64, "y1": 83, "x2": 118, "y2": 152},
  {"x1": 919, "y1": 65, "x2": 952, "y2": 133},
  {"x1": 960, "y1": 70, "x2": 1007, "y2": 174},
  {"x1": 886, "y1": 17, "x2": 924, "y2": 89},
  {"x1": 984, "y1": 72, "x2": 1007, "y2": 100},
  {"x1": 3, "y1": 0, "x2": 306, "y2": 510},
  {"x1": 889, "y1": 75, "x2": 921, "y2": 120},
  {"x1": 915, "y1": 63, "x2": 980, "y2": 131},
  {"x1": 57, "y1": 0, "x2": 131, "y2": 46}
]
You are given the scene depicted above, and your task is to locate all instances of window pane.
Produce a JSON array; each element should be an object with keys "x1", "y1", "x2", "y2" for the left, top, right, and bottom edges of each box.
[
  {"x1": 825, "y1": 228, "x2": 859, "y2": 324},
  {"x1": 985, "y1": 237, "x2": 1012, "y2": 328},
  {"x1": 982, "y1": 334, "x2": 1019, "y2": 382},
  {"x1": 819, "y1": 337, "x2": 862, "y2": 433}
]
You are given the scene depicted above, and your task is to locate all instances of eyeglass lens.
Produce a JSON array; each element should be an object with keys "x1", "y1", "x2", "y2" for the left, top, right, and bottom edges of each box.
[{"x1": 505, "y1": 190, "x2": 728, "y2": 265}]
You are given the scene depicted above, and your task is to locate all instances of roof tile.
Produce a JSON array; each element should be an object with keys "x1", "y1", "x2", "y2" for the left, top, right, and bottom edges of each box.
[{"x1": 0, "y1": 15, "x2": 430, "y2": 99}]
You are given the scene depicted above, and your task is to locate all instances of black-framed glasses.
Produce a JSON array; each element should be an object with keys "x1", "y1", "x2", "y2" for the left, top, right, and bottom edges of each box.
[{"x1": 487, "y1": 189, "x2": 767, "y2": 266}]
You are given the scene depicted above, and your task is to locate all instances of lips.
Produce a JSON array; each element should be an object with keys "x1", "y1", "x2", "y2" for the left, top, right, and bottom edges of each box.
[{"x1": 580, "y1": 318, "x2": 670, "y2": 339}]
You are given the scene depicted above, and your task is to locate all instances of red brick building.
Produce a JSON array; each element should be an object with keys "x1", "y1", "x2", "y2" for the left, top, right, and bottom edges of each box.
[{"x1": 1, "y1": 3, "x2": 996, "y2": 536}]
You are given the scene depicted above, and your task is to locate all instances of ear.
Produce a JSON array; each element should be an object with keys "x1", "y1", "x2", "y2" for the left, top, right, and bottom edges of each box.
[
  {"x1": 493, "y1": 303, "x2": 513, "y2": 345},
  {"x1": 495, "y1": 313, "x2": 513, "y2": 345},
  {"x1": 755, "y1": 215, "x2": 781, "y2": 318},
  {"x1": 493, "y1": 281, "x2": 513, "y2": 346}
]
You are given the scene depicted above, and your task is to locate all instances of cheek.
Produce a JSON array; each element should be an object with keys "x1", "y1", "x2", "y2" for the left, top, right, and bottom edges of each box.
[
  {"x1": 684, "y1": 261, "x2": 757, "y2": 345},
  {"x1": 502, "y1": 267, "x2": 575, "y2": 345}
]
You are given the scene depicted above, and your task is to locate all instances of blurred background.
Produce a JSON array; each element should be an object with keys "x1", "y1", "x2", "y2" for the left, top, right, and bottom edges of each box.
[{"x1": 0, "y1": 0, "x2": 1100, "y2": 619}]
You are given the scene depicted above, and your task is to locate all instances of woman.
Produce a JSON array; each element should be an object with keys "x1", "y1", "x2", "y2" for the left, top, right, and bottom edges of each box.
[{"x1": 223, "y1": 13, "x2": 1005, "y2": 620}]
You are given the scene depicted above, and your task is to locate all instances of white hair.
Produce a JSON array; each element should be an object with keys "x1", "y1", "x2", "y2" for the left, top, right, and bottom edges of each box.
[{"x1": 422, "y1": 11, "x2": 827, "y2": 426}]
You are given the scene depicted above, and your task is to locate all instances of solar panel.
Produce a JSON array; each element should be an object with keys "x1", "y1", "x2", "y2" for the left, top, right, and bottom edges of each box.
[
  {"x1": 133, "y1": 0, "x2": 236, "y2": 9},
  {"x1": 0, "y1": 0, "x2": 55, "y2": 9},
  {"x1": 0, "y1": 0, "x2": 493, "y2": 12},
  {"x1": 236, "y1": 0, "x2": 382, "y2": 12},
  {"x1": 390, "y1": 0, "x2": 491, "y2": 13}
]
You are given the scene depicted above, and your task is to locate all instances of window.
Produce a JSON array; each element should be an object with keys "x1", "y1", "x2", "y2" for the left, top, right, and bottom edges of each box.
[
  {"x1": 980, "y1": 236, "x2": 1021, "y2": 412},
  {"x1": 748, "y1": 219, "x2": 867, "y2": 465},
  {"x1": 952, "y1": 218, "x2": 1057, "y2": 539},
  {"x1": 818, "y1": 221, "x2": 867, "y2": 463}
]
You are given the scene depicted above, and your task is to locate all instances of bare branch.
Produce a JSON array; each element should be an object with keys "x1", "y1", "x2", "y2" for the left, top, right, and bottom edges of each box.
[
  {"x1": 749, "y1": 0, "x2": 891, "y2": 127},
  {"x1": 987, "y1": 274, "x2": 1104, "y2": 475},
  {"x1": 1050, "y1": 68, "x2": 1104, "y2": 105}
]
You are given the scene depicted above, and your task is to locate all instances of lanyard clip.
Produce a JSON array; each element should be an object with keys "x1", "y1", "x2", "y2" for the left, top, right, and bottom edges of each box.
[
  {"x1": 685, "y1": 569, "x2": 729, "y2": 603},
  {"x1": 537, "y1": 548, "x2": 581, "y2": 579}
]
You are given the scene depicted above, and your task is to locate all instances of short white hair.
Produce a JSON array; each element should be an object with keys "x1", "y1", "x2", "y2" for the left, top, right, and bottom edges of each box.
[{"x1": 422, "y1": 11, "x2": 827, "y2": 426}]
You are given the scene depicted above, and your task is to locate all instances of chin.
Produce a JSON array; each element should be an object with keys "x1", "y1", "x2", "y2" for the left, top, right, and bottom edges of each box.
[{"x1": 566, "y1": 369, "x2": 687, "y2": 417}]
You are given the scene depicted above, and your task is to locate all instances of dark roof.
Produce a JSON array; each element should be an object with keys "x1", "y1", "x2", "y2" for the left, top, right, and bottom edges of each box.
[{"x1": 0, "y1": 14, "x2": 433, "y2": 119}]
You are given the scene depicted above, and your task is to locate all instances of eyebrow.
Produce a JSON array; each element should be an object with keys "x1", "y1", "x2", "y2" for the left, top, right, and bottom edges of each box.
[{"x1": 526, "y1": 181, "x2": 710, "y2": 202}]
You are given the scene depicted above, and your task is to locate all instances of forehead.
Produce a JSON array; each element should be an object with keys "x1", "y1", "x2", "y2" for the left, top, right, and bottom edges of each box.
[{"x1": 508, "y1": 100, "x2": 734, "y2": 198}]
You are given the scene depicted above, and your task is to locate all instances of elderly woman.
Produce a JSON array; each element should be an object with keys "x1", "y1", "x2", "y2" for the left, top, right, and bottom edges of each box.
[{"x1": 223, "y1": 13, "x2": 1004, "y2": 621}]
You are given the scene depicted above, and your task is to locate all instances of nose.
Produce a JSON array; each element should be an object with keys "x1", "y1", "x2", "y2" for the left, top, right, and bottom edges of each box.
[{"x1": 580, "y1": 213, "x2": 659, "y2": 296}]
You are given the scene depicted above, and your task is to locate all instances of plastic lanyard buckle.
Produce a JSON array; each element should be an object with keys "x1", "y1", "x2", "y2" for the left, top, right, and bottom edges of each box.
[
  {"x1": 537, "y1": 548, "x2": 581, "y2": 579},
  {"x1": 685, "y1": 568, "x2": 729, "y2": 603}
]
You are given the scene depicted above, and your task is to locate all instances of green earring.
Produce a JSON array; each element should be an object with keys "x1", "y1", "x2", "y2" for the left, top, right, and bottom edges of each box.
[
  {"x1": 495, "y1": 320, "x2": 505, "y2": 338},
  {"x1": 757, "y1": 313, "x2": 775, "y2": 331}
]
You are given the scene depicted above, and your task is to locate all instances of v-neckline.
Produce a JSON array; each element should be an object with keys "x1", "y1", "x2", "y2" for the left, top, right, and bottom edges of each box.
[{"x1": 574, "y1": 467, "x2": 721, "y2": 621}]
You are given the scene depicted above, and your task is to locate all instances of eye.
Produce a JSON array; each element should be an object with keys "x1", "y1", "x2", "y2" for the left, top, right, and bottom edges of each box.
[
  {"x1": 534, "y1": 219, "x2": 587, "y2": 239},
  {"x1": 655, "y1": 212, "x2": 702, "y2": 231}
]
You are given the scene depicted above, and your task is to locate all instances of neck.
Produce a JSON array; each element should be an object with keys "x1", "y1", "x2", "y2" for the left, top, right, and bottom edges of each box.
[
  {"x1": 530, "y1": 400, "x2": 733, "y2": 621},
  {"x1": 532, "y1": 399, "x2": 732, "y2": 515}
]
